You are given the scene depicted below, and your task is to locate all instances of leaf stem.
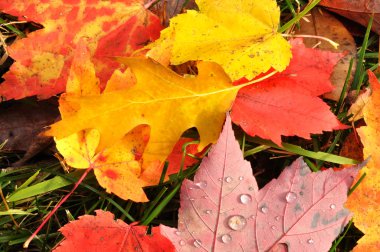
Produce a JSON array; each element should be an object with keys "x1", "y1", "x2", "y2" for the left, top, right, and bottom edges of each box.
[{"x1": 23, "y1": 167, "x2": 93, "y2": 248}]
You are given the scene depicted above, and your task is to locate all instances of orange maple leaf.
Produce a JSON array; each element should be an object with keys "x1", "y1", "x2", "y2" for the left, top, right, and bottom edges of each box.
[
  {"x1": 346, "y1": 71, "x2": 380, "y2": 251},
  {"x1": 0, "y1": 0, "x2": 162, "y2": 100}
]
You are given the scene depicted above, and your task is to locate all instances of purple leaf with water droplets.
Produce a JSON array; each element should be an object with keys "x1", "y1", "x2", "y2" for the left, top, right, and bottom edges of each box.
[{"x1": 160, "y1": 114, "x2": 363, "y2": 252}]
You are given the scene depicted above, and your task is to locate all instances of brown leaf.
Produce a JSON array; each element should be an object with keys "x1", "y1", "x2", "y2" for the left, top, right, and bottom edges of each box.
[
  {"x1": 0, "y1": 99, "x2": 59, "y2": 164},
  {"x1": 295, "y1": 8, "x2": 356, "y2": 101},
  {"x1": 320, "y1": 0, "x2": 380, "y2": 34}
]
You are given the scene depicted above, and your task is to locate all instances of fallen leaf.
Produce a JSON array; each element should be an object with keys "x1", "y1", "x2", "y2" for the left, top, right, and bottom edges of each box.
[
  {"x1": 231, "y1": 39, "x2": 346, "y2": 145},
  {"x1": 347, "y1": 87, "x2": 371, "y2": 122},
  {"x1": 161, "y1": 114, "x2": 361, "y2": 252},
  {"x1": 54, "y1": 210, "x2": 175, "y2": 252},
  {"x1": 0, "y1": 99, "x2": 59, "y2": 165},
  {"x1": 346, "y1": 71, "x2": 380, "y2": 251},
  {"x1": 147, "y1": 0, "x2": 291, "y2": 81},
  {"x1": 56, "y1": 128, "x2": 150, "y2": 202},
  {"x1": 319, "y1": 0, "x2": 380, "y2": 34},
  {"x1": 295, "y1": 7, "x2": 356, "y2": 101},
  {"x1": 48, "y1": 57, "x2": 239, "y2": 168},
  {"x1": 0, "y1": 0, "x2": 162, "y2": 100},
  {"x1": 339, "y1": 130, "x2": 364, "y2": 163},
  {"x1": 164, "y1": 138, "x2": 202, "y2": 177},
  {"x1": 53, "y1": 41, "x2": 150, "y2": 202}
]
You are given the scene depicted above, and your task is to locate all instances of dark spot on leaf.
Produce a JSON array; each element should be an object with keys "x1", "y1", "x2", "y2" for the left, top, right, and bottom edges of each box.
[{"x1": 311, "y1": 212, "x2": 321, "y2": 228}]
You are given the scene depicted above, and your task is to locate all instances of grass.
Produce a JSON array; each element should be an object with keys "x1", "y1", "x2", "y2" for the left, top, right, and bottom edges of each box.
[{"x1": 0, "y1": 0, "x2": 378, "y2": 251}]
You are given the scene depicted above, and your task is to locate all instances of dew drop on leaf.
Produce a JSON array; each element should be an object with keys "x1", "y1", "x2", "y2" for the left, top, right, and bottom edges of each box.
[
  {"x1": 225, "y1": 176, "x2": 233, "y2": 183},
  {"x1": 275, "y1": 216, "x2": 281, "y2": 221},
  {"x1": 330, "y1": 204, "x2": 336, "y2": 209},
  {"x1": 227, "y1": 215, "x2": 247, "y2": 230},
  {"x1": 189, "y1": 198, "x2": 195, "y2": 201},
  {"x1": 175, "y1": 231, "x2": 181, "y2": 236},
  {"x1": 260, "y1": 206, "x2": 269, "y2": 214},
  {"x1": 221, "y1": 234, "x2": 232, "y2": 244},
  {"x1": 285, "y1": 192, "x2": 297, "y2": 203},
  {"x1": 307, "y1": 238, "x2": 314, "y2": 244},
  {"x1": 204, "y1": 210, "x2": 212, "y2": 214},
  {"x1": 239, "y1": 194, "x2": 252, "y2": 204},
  {"x1": 238, "y1": 176, "x2": 244, "y2": 181},
  {"x1": 195, "y1": 181, "x2": 207, "y2": 189},
  {"x1": 179, "y1": 240, "x2": 186, "y2": 246},
  {"x1": 193, "y1": 239, "x2": 202, "y2": 248},
  {"x1": 271, "y1": 225, "x2": 276, "y2": 230}
]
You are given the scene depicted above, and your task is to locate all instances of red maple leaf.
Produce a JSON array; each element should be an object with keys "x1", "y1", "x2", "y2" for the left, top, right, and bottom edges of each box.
[
  {"x1": 0, "y1": 0, "x2": 162, "y2": 100},
  {"x1": 54, "y1": 210, "x2": 175, "y2": 252},
  {"x1": 231, "y1": 39, "x2": 347, "y2": 145}
]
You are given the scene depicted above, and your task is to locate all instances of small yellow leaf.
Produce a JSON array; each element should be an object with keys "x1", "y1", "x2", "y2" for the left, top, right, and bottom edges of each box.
[
  {"x1": 147, "y1": 0, "x2": 291, "y2": 80},
  {"x1": 56, "y1": 129, "x2": 100, "y2": 169}
]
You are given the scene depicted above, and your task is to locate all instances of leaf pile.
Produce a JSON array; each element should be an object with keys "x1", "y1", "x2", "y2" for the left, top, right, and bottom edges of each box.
[{"x1": 0, "y1": 0, "x2": 376, "y2": 251}]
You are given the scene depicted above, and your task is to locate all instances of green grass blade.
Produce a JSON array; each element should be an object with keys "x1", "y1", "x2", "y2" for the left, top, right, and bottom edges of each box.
[
  {"x1": 0, "y1": 18, "x2": 26, "y2": 38},
  {"x1": 352, "y1": 15, "x2": 373, "y2": 91},
  {"x1": 16, "y1": 170, "x2": 40, "y2": 191},
  {"x1": 0, "y1": 209, "x2": 36, "y2": 215},
  {"x1": 7, "y1": 171, "x2": 82, "y2": 202},
  {"x1": 249, "y1": 137, "x2": 358, "y2": 165},
  {"x1": 140, "y1": 182, "x2": 181, "y2": 226},
  {"x1": 244, "y1": 145, "x2": 270, "y2": 157},
  {"x1": 279, "y1": 0, "x2": 320, "y2": 33}
]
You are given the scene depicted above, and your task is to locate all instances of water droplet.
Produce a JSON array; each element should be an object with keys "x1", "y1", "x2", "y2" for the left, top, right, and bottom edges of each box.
[
  {"x1": 193, "y1": 239, "x2": 202, "y2": 248},
  {"x1": 285, "y1": 192, "x2": 297, "y2": 203},
  {"x1": 218, "y1": 178, "x2": 222, "y2": 182},
  {"x1": 271, "y1": 225, "x2": 276, "y2": 230},
  {"x1": 307, "y1": 238, "x2": 314, "y2": 244},
  {"x1": 175, "y1": 231, "x2": 181, "y2": 236},
  {"x1": 204, "y1": 210, "x2": 212, "y2": 214},
  {"x1": 275, "y1": 216, "x2": 281, "y2": 221},
  {"x1": 189, "y1": 186, "x2": 194, "y2": 190},
  {"x1": 225, "y1": 176, "x2": 233, "y2": 183},
  {"x1": 250, "y1": 215, "x2": 256, "y2": 220},
  {"x1": 189, "y1": 198, "x2": 195, "y2": 201},
  {"x1": 221, "y1": 234, "x2": 232, "y2": 244},
  {"x1": 227, "y1": 215, "x2": 247, "y2": 230},
  {"x1": 179, "y1": 240, "x2": 186, "y2": 246},
  {"x1": 201, "y1": 196, "x2": 208, "y2": 199},
  {"x1": 239, "y1": 194, "x2": 252, "y2": 204},
  {"x1": 195, "y1": 181, "x2": 207, "y2": 189},
  {"x1": 238, "y1": 176, "x2": 244, "y2": 181},
  {"x1": 330, "y1": 204, "x2": 336, "y2": 209},
  {"x1": 260, "y1": 206, "x2": 269, "y2": 214}
]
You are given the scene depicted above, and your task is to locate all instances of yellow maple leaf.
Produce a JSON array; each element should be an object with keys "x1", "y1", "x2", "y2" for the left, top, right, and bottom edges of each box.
[
  {"x1": 346, "y1": 71, "x2": 380, "y2": 251},
  {"x1": 48, "y1": 57, "x2": 243, "y2": 170},
  {"x1": 53, "y1": 40, "x2": 152, "y2": 202},
  {"x1": 56, "y1": 128, "x2": 150, "y2": 202},
  {"x1": 147, "y1": 0, "x2": 291, "y2": 81}
]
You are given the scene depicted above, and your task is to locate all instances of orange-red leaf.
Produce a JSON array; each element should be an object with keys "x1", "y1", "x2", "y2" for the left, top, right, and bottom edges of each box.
[
  {"x1": 54, "y1": 210, "x2": 175, "y2": 252},
  {"x1": 346, "y1": 71, "x2": 380, "y2": 251},
  {"x1": 231, "y1": 39, "x2": 347, "y2": 145},
  {"x1": 0, "y1": 0, "x2": 162, "y2": 100}
]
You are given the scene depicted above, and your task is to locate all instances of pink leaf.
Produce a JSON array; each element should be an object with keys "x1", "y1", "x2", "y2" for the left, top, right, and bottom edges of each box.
[{"x1": 161, "y1": 114, "x2": 361, "y2": 252}]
